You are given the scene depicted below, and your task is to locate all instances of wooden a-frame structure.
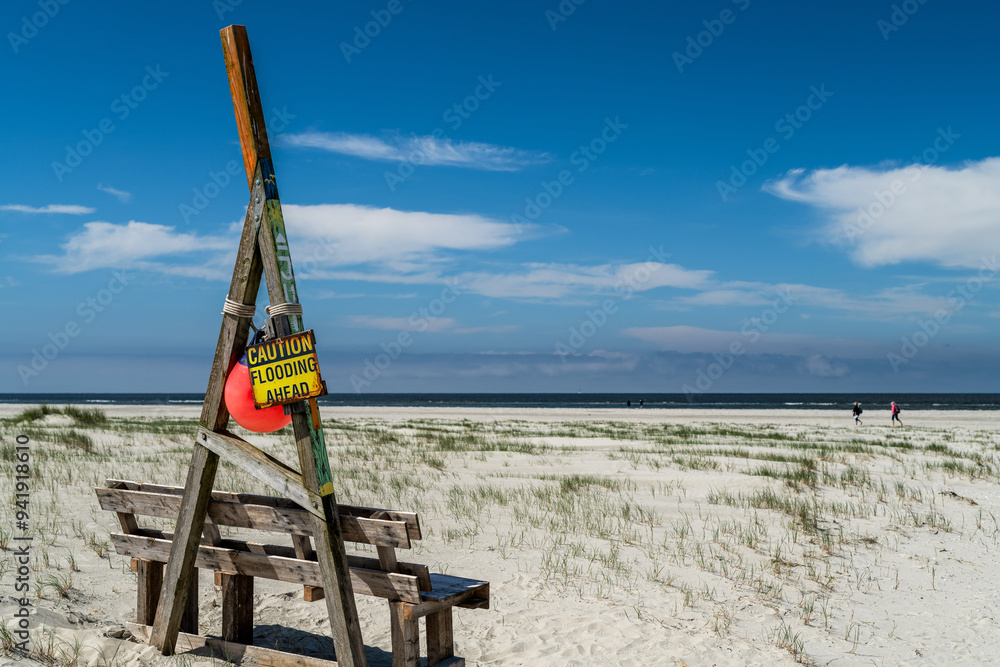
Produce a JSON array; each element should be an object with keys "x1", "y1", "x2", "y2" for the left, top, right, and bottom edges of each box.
[{"x1": 148, "y1": 25, "x2": 368, "y2": 667}]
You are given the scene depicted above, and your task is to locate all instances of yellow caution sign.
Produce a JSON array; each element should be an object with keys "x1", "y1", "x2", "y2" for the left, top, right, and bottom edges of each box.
[{"x1": 246, "y1": 330, "x2": 327, "y2": 408}]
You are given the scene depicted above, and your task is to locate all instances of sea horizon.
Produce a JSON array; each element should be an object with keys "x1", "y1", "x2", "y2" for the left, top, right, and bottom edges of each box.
[{"x1": 1, "y1": 392, "x2": 998, "y2": 411}]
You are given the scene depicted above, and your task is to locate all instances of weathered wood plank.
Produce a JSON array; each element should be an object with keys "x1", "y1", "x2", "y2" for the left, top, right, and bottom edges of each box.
[
  {"x1": 292, "y1": 534, "x2": 321, "y2": 601},
  {"x1": 196, "y1": 428, "x2": 324, "y2": 520},
  {"x1": 221, "y1": 25, "x2": 272, "y2": 188},
  {"x1": 202, "y1": 174, "x2": 267, "y2": 434},
  {"x1": 389, "y1": 602, "x2": 419, "y2": 667},
  {"x1": 287, "y1": 555, "x2": 431, "y2": 602},
  {"x1": 202, "y1": 517, "x2": 222, "y2": 546},
  {"x1": 255, "y1": 135, "x2": 367, "y2": 664},
  {"x1": 115, "y1": 511, "x2": 139, "y2": 535},
  {"x1": 119, "y1": 526, "x2": 429, "y2": 593},
  {"x1": 221, "y1": 573, "x2": 254, "y2": 645},
  {"x1": 96, "y1": 487, "x2": 411, "y2": 548},
  {"x1": 408, "y1": 576, "x2": 490, "y2": 620},
  {"x1": 150, "y1": 157, "x2": 267, "y2": 655},
  {"x1": 127, "y1": 623, "x2": 339, "y2": 667},
  {"x1": 112, "y1": 533, "x2": 422, "y2": 603},
  {"x1": 352, "y1": 558, "x2": 431, "y2": 593},
  {"x1": 135, "y1": 560, "x2": 162, "y2": 626},
  {"x1": 105, "y1": 479, "x2": 422, "y2": 540},
  {"x1": 149, "y1": 443, "x2": 218, "y2": 654},
  {"x1": 425, "y1": 608, "x2": 454, "y2": 666},
  {"x1": 181, "y1": 569, "x2": 199, "y2": 635}
]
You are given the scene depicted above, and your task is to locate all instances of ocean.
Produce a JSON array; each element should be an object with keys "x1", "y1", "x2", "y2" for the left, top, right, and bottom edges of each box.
[{"x1": 0, "y1": 393, "x2": 998, "y2": 410}]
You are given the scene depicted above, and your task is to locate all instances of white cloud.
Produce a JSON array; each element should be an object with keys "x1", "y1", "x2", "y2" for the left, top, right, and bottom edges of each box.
[
  {"x1": 33, "y1": 221, "x2": 233, "y2": 274},
  {"x1": 765, "y1": 157, "x2": 1000, "y2": 268},
  {"x1": 284, "y1": 204, "x2": 521, "y2": 267},
  {"x1": 281, "y1": 131, "x2": 550, "y2": 171},
  {"x1": 1, "y1": 204, "x2": 94, "y2": 214},
  {"x1": 801, "y1": 354, "x2": 848, "y2": 377},
  {"x1": 32, "y1": 205, "x2": 523, "y2": 277},
  {"x1": 97, "y1": 184, "x2": 132, "y2": 203}
]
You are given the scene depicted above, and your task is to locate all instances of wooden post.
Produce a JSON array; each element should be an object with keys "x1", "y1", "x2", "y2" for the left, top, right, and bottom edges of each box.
[
  {"x1": 135, "y1": 560, "x2": 198, "y2": 632},
  {"x1": 426, "y1": 609, "x2": 455, "y2": 665},
  {"x1": 292, "y1": 534, "x2": 322, "y2": 601},
  {"x1": 220, "y1": 24, "x2": 368, "y2": 667},
  {"x1": 136, "y1": 560, "x2": 163, "y2": 626},
  {"x1": 181, "y1": 569, "x2": 199, "y2": 635},
  {"x1": 221, "y1": 573, "x2": 254, "y2": 644},
  {"x1": 389, "y1": 602, "x2": 419, "y2": 667}
]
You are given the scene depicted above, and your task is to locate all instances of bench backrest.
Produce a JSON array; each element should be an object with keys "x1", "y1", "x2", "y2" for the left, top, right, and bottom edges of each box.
[{"x1": 96, "y1": 479, "x2": 431, "y2": 603}]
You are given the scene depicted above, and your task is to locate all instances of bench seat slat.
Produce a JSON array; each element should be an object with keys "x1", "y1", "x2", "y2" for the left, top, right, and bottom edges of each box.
[{"x1": 423, "y1": 574, "x2": 490, "y2": 604}]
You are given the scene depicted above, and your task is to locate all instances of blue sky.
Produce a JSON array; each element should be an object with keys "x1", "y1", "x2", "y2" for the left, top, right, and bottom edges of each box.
[{"x1": 2, "y1": 0, "x2": 999, "y2": 393}]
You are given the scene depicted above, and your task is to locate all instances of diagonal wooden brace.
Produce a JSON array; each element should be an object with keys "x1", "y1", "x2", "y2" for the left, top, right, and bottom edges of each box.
[
  {"x1": 150, "y1": 24, "x2": 368, "y2": 667},
  {"x1": 149, "y1": 185, "x2": 265, "y2": 653}
]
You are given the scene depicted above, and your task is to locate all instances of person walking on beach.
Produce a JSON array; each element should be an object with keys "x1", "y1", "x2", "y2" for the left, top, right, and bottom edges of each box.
[
  {"x1": 891, "y1": 401, "x2": 902, "y2": 427},
  {"x1": 852, "y1": 402, "x2": 863, "y2": 426}
]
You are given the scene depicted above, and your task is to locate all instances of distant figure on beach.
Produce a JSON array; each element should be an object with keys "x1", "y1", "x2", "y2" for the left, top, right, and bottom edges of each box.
[
  {"x1": 639, "y1": 399, "x2": 644, "y2": 408},
  {"x1": 626, "y1": 400, "x2": 631, "y2": 408},
  {"x1": 852, "y1": 402, "x2": 863, "y2": 426},
  {"x1": 891, "y1": 401, "x2": 902, "y2": 427}
]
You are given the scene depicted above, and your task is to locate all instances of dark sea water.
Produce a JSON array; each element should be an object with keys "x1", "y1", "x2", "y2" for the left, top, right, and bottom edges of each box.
[{"x1": 1, "y1": 393, "x2": 998, "y2": 411}]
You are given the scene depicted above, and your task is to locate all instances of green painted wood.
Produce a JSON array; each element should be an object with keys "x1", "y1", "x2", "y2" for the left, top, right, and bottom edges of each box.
[{"x1": 221, "y1": 26, "x2": 367, "y2": 667}]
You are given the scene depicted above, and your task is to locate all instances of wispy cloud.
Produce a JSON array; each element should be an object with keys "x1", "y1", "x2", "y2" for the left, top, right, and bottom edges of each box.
[
  {"x1": 310, "y1": 260, "x2": 714, "y2": 301},
  {"x1": 672, "y1": 281, "x2": 951, "y2": 318},
  {"x1": 281, "y1": 131, "x2": 550, "y2": 171},
  {"x1": 345, "y1": 316, "x2": 515, "y2": 335},
  {"x1": 31, "y1": 205, "x2": 524, "y2": 277},
  {"x1": 347, "y1": 315, "x2": 456, "y2": 332},
  {"x1": 623, "y1": 325, "x2": 883, "y2": 358},
  {"x1": 1, "y1": 204, "x2": 95, "y2": 214},
  {"x1": 97, "y1": 184, "x2": 132, "y2": 203},
  {"x1": 765, "y1": 157, "x2": 1000, "y2": 269},
  {"x1": 32, "y1": 221, "x2": 233, "y2": 274},
  {"x1": 454, "y1": 262, "x2": 714, "y2": 300},
  {"x1": 454, "y1": 324, "x2": 518, "y2": 334}
]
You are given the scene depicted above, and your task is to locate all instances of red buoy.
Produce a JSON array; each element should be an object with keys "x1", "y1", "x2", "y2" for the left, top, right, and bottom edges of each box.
[{"x1": 224, "y1": 352, "x2": 291, "y2": 433}]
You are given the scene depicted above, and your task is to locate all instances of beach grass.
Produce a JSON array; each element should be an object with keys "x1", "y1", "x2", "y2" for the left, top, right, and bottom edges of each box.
[{"x1": 1, "y1": 408, "x2": 999, "y2": 664}]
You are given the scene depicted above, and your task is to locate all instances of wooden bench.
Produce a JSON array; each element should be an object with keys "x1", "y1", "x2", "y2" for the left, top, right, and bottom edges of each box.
[{"x1": 96, "y1": 479, "x2": 489, "y2": 667}]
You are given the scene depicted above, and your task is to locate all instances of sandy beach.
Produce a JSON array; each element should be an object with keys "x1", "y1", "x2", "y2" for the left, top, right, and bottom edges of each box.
[{"x1": 2, "y1": 404, "x2": 999, "y2": 665}]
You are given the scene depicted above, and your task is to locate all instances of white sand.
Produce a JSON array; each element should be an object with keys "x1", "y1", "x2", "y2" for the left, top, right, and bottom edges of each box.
[{"x1": 1, "y1": 406, "x2": 998, "y2": 665}]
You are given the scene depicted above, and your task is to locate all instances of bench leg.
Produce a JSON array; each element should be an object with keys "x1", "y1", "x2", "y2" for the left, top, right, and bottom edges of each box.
[
  {"x1": 390, "y1": 602, "x2": 419, "y2": 667},
  {"x1": 221, "y1": 573, "x2": 254, "y2": 644},
  {"x1": 426, "y1": 608, "x2": 454, "y2": 666},
  {"x1": 136, "y1": 560, "x2": 164, "y2": 625},
  {"x1": 180, "y1": 568, "x2": 199, "y2": 635},
  {"x1": 136, "y1": 560, "x2": 197, "y2": 633}
]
